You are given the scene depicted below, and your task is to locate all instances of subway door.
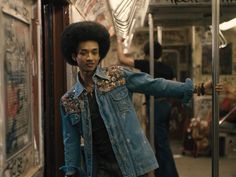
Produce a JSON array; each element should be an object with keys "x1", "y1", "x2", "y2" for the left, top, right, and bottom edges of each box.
[{"x1": 42, "y1": 1, "x2": 69, "y2": 177}]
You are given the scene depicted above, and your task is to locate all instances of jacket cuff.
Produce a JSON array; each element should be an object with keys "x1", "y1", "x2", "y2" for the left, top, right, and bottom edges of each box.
[
  {"x1": 60, "y1": 165, "x2": 86, "y2": 177},
  {"x1": 182, "y1": 78, "x2": 194, "y2": 104},
  {"x1": 60, "y1": 165, "x2": 79, "y2": 175}
]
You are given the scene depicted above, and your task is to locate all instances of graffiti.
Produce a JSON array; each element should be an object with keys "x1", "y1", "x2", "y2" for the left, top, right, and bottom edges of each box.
[
  {"x1": 4, "y1": 17, "x2": 31, "y2": 158},
  {"x1": 74, "y1": 0, "x2": 106, "y2": 20},
  {"x1": 3, "y1": 149, "x2": 36, "y2": 177},
  {"x1": 2, "y1": 0, "x2": 30, "y2": 24},
  {"x1": 73, "y1": 0, "x2": 114, "y2": 35}
]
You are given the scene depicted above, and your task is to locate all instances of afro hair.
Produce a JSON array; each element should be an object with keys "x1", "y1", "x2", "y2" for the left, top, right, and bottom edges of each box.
[
  {"x1": 143, "y1": 41, "x2": 162, "y2": 60},
  {"x1": 60, "y1": 21, "x2": 110, "y2": 66}
]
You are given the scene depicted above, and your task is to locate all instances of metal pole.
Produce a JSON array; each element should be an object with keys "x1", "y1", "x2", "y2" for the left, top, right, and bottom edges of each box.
[
  {"x1": 212, "y1": 0, "x2": 220, "y2": 177},
  {"x1": 148, "y1": 13, "x2": 155, "y2": 150},
  {"x1": 157, "y1": 26, "x2": 162, "y2": 62}
]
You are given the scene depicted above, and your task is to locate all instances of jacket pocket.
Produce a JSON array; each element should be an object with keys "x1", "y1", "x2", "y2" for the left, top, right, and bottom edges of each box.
[
  {"x1": 110, "y1": 86, "x2": 130, "y2": 113},
  {"x1": 69, "y1": 113, "x2": 81, "y2": 125}
]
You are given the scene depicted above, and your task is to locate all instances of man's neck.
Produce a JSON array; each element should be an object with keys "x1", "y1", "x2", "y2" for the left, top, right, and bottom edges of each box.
[{"x1": 79, "y1": 71, "x2": 94, "y2": 91}]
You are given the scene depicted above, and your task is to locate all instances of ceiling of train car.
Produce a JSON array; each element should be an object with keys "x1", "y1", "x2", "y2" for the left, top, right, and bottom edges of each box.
[
  {"x1": 146, "y1": 2, "x2": 236, "y2": 27},
  {"x1": 108, "y1": 0, "x2": 236, "y2": 49}
]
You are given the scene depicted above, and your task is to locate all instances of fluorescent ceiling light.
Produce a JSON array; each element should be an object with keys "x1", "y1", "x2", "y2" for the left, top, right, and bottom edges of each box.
[{"x1": 219, "y1": 18, "x2": 236, "y2": 31}]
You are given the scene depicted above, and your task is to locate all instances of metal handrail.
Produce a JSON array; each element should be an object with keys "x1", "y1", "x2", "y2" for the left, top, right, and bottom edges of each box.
[
  {"x1": 219, "y1": 105, "x2": 236, "y2": 125},
  {"x1": 219, "y1": 30, "x2": 227, "y2": 48}
]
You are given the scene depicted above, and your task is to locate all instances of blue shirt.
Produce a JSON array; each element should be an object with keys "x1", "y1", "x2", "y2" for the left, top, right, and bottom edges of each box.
[{"x1": 59, "y1": 66, "x2": 194, "y2": 177}]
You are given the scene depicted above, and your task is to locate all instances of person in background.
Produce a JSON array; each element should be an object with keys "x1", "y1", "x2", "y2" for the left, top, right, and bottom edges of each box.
[
  {"x1": 59, "y1": 21, "x2": 222, "y2": 177},
  {"x1": 117, "y1": 38, "x2": 179, "y2": 177}
]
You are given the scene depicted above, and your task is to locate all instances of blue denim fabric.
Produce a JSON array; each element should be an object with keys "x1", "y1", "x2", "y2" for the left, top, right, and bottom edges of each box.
[{"x1": 59, "y1": 66, "x2": 194, "y2": 177}]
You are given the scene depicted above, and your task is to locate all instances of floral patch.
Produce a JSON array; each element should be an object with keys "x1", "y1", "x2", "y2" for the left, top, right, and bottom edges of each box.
[
  {"x1": 97, "y1": 66, "x2": 126, "y2": 92},
  {"x1": 61, "y1": 91, "x2": 83, "y2": 114}
]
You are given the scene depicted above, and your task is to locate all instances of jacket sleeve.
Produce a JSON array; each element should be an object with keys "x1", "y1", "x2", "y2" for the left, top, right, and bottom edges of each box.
[
  {"x1": 122, "y1": 68, "x2": 194, "y2": 104},
  {"x1": 59, "y1": 101, "x2": 83, "y2": 176}
]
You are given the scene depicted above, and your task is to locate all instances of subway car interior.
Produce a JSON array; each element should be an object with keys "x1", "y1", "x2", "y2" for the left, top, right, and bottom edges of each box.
[{"x1": 0, "y1": 0, "x2": 236, "y2": 177}]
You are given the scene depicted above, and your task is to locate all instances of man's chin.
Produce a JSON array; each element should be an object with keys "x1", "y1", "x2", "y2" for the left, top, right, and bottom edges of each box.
[{"x1": 85, "y1": 68, "x2": 96, "y2": 73}]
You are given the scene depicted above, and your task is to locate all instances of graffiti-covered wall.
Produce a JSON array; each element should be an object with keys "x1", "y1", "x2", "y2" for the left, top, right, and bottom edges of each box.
[{"x1": 0, "y1": 0, "x2": 43, "y2": 177}]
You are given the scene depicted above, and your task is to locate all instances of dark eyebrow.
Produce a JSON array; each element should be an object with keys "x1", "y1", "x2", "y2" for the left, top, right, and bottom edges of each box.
[{"x1": 79, "y1": 48, "x2": 98, "y2": 52}]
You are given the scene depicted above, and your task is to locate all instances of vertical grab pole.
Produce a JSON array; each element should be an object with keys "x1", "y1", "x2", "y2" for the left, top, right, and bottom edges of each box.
[
  {"x1": 212, "y1": 0, "x2": 220, "y2": 177},
  {"x1": 148, "y1": 13, "x2": 155, "y2": 150},
  {"x1": 157, "y1": 26, "x2": 162, "y2": 61}
]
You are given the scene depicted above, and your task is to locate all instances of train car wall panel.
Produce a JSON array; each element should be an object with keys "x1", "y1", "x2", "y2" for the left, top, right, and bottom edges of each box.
[
  {"x1": 193, "y1": 26, "x2": 236, "y2": 85},
  {"x1": 70, "y1": 0, "x2": 114, "y2": 36},
  {"x1": 3, "y1": 8, "x2": 32, "y2": 160},
  {"x1": 0, "y1": 0, "x2": 5, "y2": 173},
  {"x1": 148, "y1": 0, "x2": 236, "y2": 27},
  {"x1": 149, "y1": 0, "x2": 236, "y2": 5},
  {"x1": 0, "y1": 1, "x2": 43, "y2": 177}
]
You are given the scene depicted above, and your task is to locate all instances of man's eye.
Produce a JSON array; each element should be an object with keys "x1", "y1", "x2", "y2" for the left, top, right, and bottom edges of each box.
[
  {"x1": 92, "y1": 51, "x2": 98, "y2": 55},
  {"x1": 79, "y1": 51, "x2": 87, "y2": 56}
]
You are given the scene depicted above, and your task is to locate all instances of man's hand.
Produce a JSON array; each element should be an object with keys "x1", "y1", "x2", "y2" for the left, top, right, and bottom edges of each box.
[
  {"x1": 204, "y1": 80, "x2": 224, "y2": 93},
  {"x1": 116, "y1": 36, "x2": 135, "y2": 67}
]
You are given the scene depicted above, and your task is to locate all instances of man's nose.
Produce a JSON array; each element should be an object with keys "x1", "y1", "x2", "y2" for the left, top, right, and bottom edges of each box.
[{"x1": 87, "y1": 52, "x2": 94, "y2": 60}]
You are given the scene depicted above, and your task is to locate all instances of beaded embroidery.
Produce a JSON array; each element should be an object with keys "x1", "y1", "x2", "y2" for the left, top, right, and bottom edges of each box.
[
  {"x1": 61, "y1": 91, "x2": 83, "y2": 114},
  {"x1": 61, "y1": 66, "x2": 126, "y2": 113},
  {"x1": 97, "y1": 66, "x2": 126, "y2": 92}
]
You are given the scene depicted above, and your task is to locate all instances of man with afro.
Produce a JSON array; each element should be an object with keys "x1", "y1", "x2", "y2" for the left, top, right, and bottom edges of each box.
[{"x1": 59, "y1": 21, "x2": 216, "y2": 177}]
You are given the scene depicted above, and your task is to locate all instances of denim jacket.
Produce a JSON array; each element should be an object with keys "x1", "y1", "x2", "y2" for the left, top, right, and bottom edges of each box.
[{"x1": 60, "y1": 66, "x2": 194, "y2": 177}]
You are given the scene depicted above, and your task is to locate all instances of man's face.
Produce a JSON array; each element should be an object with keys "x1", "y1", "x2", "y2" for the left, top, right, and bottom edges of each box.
[{"x1": 74, "y1": 40, "x2": 100, "y2": 73}]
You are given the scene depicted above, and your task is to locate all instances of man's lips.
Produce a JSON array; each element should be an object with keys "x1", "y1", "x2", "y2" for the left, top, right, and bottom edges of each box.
[{"x1": 86, "y1": 63, "x2": 95, "y2": 67}]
